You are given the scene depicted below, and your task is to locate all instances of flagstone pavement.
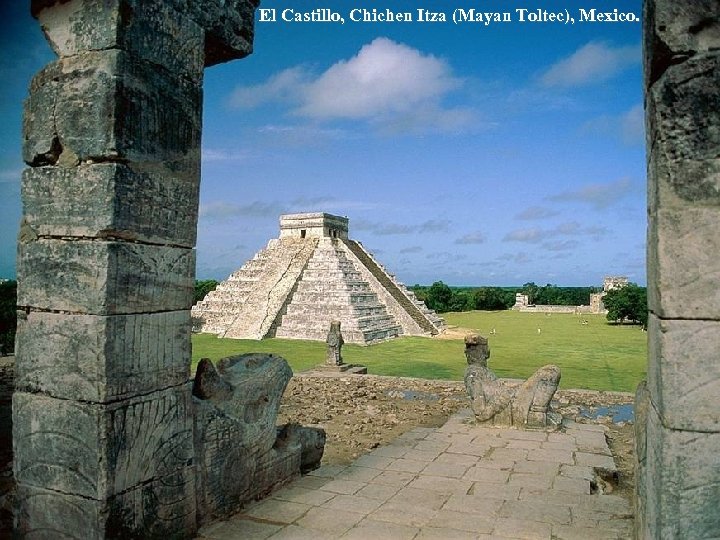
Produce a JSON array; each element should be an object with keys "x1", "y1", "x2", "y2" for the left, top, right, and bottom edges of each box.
[{"x1": 197, "y1": 410, "x2": 633, "y2": 539}]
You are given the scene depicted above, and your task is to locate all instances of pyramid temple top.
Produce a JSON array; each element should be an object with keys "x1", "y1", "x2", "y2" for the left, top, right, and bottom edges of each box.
[{"x1": 279, "y1": 212, "x2": 349, "y2": 240}]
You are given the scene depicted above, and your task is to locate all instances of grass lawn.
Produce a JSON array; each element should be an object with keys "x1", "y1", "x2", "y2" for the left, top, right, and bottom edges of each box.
[{"x1": 191, "y1": 311, "x2": 647, "y2": 393}]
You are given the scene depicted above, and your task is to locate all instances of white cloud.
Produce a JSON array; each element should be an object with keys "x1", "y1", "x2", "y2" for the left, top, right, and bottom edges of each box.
[
  {"x1": 202, "y1": 148, "x2": 251, "y2": 162},
  {"x1": 540, "y1": 42, "x2": 640, "y2": 88},
  {"x1": 354, "y1": 218, "x2": 451, "y2": 236},
  {"x1": 503, "y1": 222, "x2": 609, "y2": 243},
  {"x1": 503, "y1": 228, "x2": 544, "y2": 243},
  {"x1": 199, "y1": 200, "x2": 284, "y2": 220},
  {"x1": 0, "y1": 168, "x2": 22, "y2": 183},
  {"x1": 580, "y1": 104, "x2": 645, "y2": 146},
  {"x1": 228, "y1": 38, "x2": 473, "y2": 134},
  {"x1": 455, "y1": 231, "x2": 486, "y2": 244},
  {"x1": 549, "y1": 177, "x2": 635, "y2": 210},
  {"x1": 514, "y1": 206, "x2": 559, "y2": 220},
  {"x1": 620, "y1": 104, "x2": 645, "y2": 145},
  {"x1": 298, "y1": 38, "x2": 460, "y2": 120},
  {"x1": 229, "y1": 67, "x2": 307, "y2": 109}
]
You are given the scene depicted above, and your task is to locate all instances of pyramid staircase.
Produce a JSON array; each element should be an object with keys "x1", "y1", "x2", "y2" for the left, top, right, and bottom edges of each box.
[
  {"x1": 191, "y1": 237, "x2": 318, "y2": 339},
  {"x1": 191, "y1": 212, "x2": 445, "y2": 344},
  {"x1": 273, "y1": 238, "x2": 402, "y2": 343},
  {"x1": 344, "y1": 240, "x2": 445, "y2": 335}
]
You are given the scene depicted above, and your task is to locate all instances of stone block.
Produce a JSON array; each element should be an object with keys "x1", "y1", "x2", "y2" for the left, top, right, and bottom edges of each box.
[
  {"x1": 13, "y1": 387, "x2": 193, "y2": 499},
  {"x1": 646, "y1": 54, "x2": 720, "y2": 212},
  {"x1": 192, "y1": 355, "x2": 314, "y2": 520},
  {"x1": 15, "y1": 479, "x2": 196, "y2": 540},
  {"x1": 14, "y1": 310, "x2": 190, "y2": 402},
  {"x1": 634, "y1": 380, "x2": 649, "y2": 540},
  {"x1": 33, "y1": 0, "x2": 205, "y2": 80},
  {"x1": 648, "y1": 206, "x2": 720, "y2": 319},
  {"x1": 175, "y1": 0, "x2": 260, "y2": 65},
  {"x1": 647, "y1": 315, "x2": 720, "y2": 431},
  {"x1": 23, "y1": 49, "x2": 201, "y2": 166},
  {"x1": 17, "y1": 239, "x2": 194, "y2": 314},
  {"x1": 644, "y1": 1, "x2": 720, "y2": 86},
  {"x1": 643, "y1": 404, "x2": 720, "y2": 538},
  {"x1": 22, "y1": 162, "x2": 200, "y2": 247}
]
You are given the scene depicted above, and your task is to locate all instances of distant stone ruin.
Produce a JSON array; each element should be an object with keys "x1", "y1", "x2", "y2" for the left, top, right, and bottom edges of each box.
[
  {"x1": 192, "y1": 212, "x2": 445, "y2": 344},
  {"x1": 589, "y1": 276, "x2": 629, "y2": 314},
  {"x1": 463, "y1": 334, "x2": 561, "y2": 429},
  {"x1": 512, "y1": 276, "x2": 628, "y2": 314}
]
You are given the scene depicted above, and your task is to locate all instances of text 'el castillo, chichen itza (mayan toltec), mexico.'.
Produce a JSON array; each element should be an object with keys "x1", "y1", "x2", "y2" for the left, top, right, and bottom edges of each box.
[{"x1": 191, "y1": 212, "x2": 446, "y2": 344}]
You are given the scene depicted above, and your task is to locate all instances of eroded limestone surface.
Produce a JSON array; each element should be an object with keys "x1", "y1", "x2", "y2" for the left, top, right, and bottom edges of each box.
[
  {"x1": 463, "y1": 334, "x2": 561, "y2": 429},
  {"x1": 193, "y1": 354, "x2": 325, "y2": 521}
]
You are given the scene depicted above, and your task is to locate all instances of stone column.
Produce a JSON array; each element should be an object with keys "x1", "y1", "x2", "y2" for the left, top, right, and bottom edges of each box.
[
  {"x1": 13, "y1": 1, "x2": 257, "y2": 537},
  {"x1": 637, "y1": 1, "x2": 720, "y2": 537}
]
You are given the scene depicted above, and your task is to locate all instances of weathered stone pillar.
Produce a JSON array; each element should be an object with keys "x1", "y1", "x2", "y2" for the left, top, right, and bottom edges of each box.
[
  {"x1": 638, "y1": 1, "x2": 720, "y2": 537},
  {"x1": 14, "y1": 1, "x2": 257, "y2": 537}
]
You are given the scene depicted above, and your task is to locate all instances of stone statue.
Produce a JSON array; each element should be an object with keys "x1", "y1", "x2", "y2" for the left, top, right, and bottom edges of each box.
[
  {"x1": 326, "y1": 321, "x2": 344, "y2": 366},
  {"x1": 463, "y1": 334, "x2": 560, "y2": 428},
  {"x1": 193, "y1": 354, "x2": 325, "y2": 520}
]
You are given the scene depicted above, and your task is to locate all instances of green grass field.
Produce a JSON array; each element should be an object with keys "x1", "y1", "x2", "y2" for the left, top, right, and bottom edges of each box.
[{"x1": 191, "y1": 311, "x2": 647, "y2": 393}]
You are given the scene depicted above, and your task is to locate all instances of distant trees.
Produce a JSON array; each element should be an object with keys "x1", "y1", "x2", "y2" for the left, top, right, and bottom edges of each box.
[
  {"x1": 194, "y1": 279, "x2": 219, "y2": 305},
  {"x1": 410, "y1": 282, "x2": 607, "y2": 314},
  {"x1": 521, "y1": 282, "x2": 599, "y2": 306},
  {"x1": 424, "y1": 281, "x2": 454, "y2": 312},
  {"x1": 414, "y1": 282, "x2": 514, "y2": 313},
  {"x1": 603, "y1": 283, "x2": 648, "y2": 328},
  {"x1": 472, "y1": 287, "x2": 515, "y2": 311}
]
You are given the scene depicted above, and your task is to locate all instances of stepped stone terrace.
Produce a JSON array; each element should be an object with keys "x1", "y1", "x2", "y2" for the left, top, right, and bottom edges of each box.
[{"x1": 192, "y1": 213, "x2": 445, "y2": 344}]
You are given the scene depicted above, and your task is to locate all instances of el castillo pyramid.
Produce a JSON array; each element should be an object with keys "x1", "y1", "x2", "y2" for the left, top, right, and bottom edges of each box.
[{"x1": 191, "y1": 212, "x2": 445, "y2": 344}]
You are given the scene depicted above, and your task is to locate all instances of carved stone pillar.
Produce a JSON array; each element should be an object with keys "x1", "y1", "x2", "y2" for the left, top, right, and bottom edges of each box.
[
  {"x1": 14, "y1": 1, "x2": 257, "y2": 537},
  {"x1": 638, "y1": 1, "x2": 720, "y2": 537}
]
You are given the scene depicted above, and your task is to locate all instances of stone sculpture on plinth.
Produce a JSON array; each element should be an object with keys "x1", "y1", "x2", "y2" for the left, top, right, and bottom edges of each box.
[
  {"x1": 463, "y1": 334, "x2": 561, "y2": 428},
  {"x1": 315, "y1": 321, "x2": 367, "y2": 374},
  {"x1": 326, "y1": 320, "x2": 344, "y2": 366},
  {"x1": 193, "y1": 353, "x2": 325, "y2": 521}
]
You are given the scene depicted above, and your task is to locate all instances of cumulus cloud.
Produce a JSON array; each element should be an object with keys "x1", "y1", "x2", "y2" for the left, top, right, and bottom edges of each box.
[
  {"x1": 503, "y1": 221, "x2": 609, "y2": 243},
  {"x1": 542, "y1": 240, "x2": 579, "y2": 251},
  {"x1": 514, "y1": 206, "x2": 559, "y2": 220},
  {"x1": 418, "y1": 219, "x2": 452, "y2": 233},
  {"x1": 229, "y1": 67, "x2": 308, "y2": 109},
  {"x1": 298, "y1": 38, "x2": 459, "y2": 119},
  {"x1": 497, "y1": 253, "x2": 532, "y2": 265},
  {"x1": 503, "y1": 228, "x2": 544, "y2": 243},
  {"x1": 455, "y1": 231, "x2": 486, "y2": 244},
  {"x1": 356, "y1": 218, "x2": 452, "y2": 236},
  {"x1": 548, "y1": 177, "x2": 634, "y2": 210},
  {"x1": 199, "y1": 200, "x2": 284, "y2": 220},
  {"x1": 540, "y1": 42, "x2": 640, "y2": 88},
  {"x1": 0, "y1": 168, "x2": 21, "y2": 183},
  {"x1": 581, "y1": 104, "x2": 645, "y2": 146},
  {"x1": 619, "y1": 104, "x2": 645, "y2": 144},
  {"x1": 202, "y1": 148, "x2": 251, "y2": 162},
  {"x1": 228, "y1": 38, "x2": 474, "y2": 133}
]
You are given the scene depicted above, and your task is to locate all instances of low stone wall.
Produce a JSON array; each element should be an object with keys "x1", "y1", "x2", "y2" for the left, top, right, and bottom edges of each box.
[{"x1": 514, "y1": 305, "x2": 599, "y2": 314}]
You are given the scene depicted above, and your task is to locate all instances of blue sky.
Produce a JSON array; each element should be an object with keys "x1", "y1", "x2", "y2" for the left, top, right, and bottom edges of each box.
[{"x1": 0, "y1": 1, "x2": 646, "y2": 286}]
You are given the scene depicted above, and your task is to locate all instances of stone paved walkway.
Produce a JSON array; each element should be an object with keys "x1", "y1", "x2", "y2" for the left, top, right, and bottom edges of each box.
[{"x1": 197, "y1": 410, "x2": 633, "y2": 539}]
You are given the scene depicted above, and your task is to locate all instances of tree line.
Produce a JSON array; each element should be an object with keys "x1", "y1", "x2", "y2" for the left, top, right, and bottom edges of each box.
[{"x1": 411, "y1": 281, "x2": 602, "y2": 313}]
